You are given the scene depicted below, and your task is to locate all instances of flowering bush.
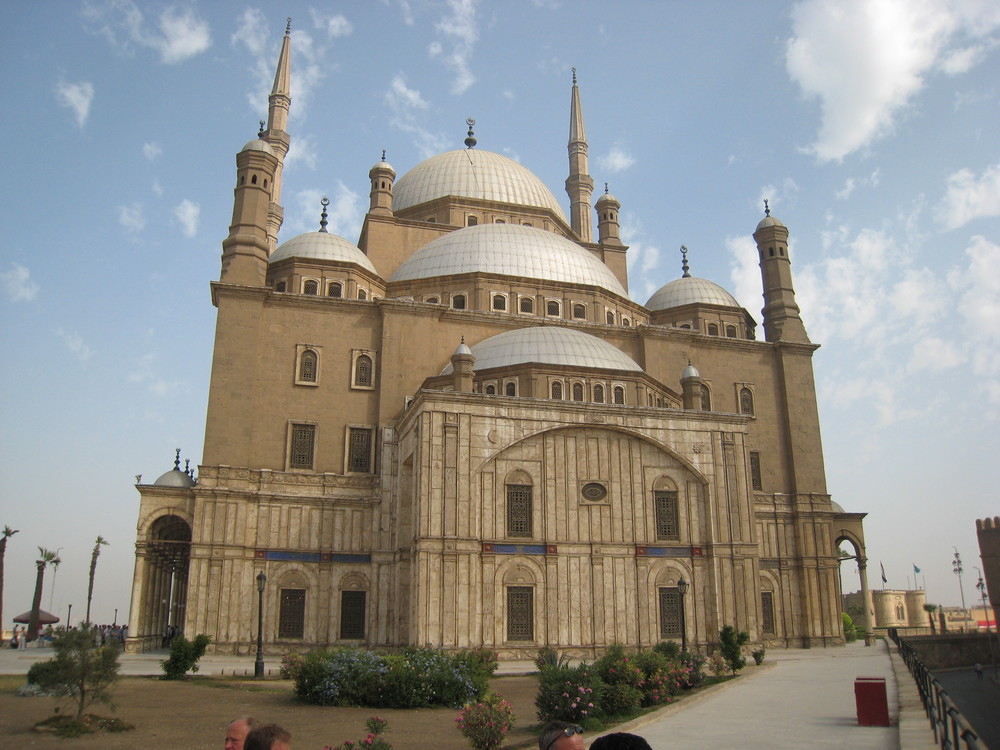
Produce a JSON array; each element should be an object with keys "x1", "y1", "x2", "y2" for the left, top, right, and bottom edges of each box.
[
  {"x1": 279, "y1": 651, "x2": 304, "y2": 680},
  {"x1": 324, "y1": 716, "x2": 392, "y2": 750},
  {"x1": 600, "y1": 682, "x2": 642, "y2": 717},
  {"x1": 594, "y1": 644, "x2": 644, "y2": 688},
  {"x1": 535, "y1": 664, "x2": 603, "y2": 723},
  {"x1": 455, "y1": 692, "x2": 515, "y2": 750},
  {"x1": 707, "y1": 650, "x2": 728, "y2": 678},
  {"x1": 677, "y1": 651, "x2": 706, "y2": 689}
]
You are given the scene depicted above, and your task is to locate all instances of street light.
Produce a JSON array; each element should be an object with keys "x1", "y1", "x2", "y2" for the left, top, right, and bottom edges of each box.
[
  {"x1": 953, "y1": 548, "x2": 967, "y2": 628},
  {"x1": 677, "y1": 577, "x2": 689, "y2": 653},
  {"x1": 254, "y1": 572, "x2": 267, "y2": 679}
]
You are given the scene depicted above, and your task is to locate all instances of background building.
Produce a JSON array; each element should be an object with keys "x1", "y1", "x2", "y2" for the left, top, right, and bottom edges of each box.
[{"x1": 127, "y1": 28, "x2": 869, "y2": 657}]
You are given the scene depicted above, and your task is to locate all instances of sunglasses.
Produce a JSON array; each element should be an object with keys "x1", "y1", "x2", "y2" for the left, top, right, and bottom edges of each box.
[{"x1": 544, "y1": 725, "x2": 583, "y2": 750}]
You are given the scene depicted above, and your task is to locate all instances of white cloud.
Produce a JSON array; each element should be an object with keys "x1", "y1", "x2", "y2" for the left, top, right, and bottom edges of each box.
[
  {"x1": 621, "y1": 213, "x2": 664, "y2": 304},
  {"x1": 173, "y1": 199, "x2": 200, "y2": 238},
  {"x1": 119, "y1": 202, "x2": 145, "y2": 233},
  {"x1": 907, "y1": 336, "x2": 963, "y2": 373},
  {"x1": 597, "y1": 147, "x2": 636, "y2": 174},
  {"x1": 385, "y1": 74, "x2": 429, "y2": 111},
  {"x1": 383, "y1": 74, "x2": 449, "y2": 158},
  {"x1": 151, "y1": 179, "x2": 163, "y2": 197},
  {"x1": 786, "y1": 0, "x2": 1000, "y2": 161},
  {"x1": 84, "y1": 1, "x2": 210, "y2": 64},
  {"x1": 129, "y1": 351, "x2": 184, "y2": 397},
  {"x1": 756, "y1": 179, "x2": 799, "y2": 215},
  {"x1": 937, "y1": 162, "x2": 1000, "y2": 229},
  {"x1": 1, "y1": 264, "x2": 39, "y2": 302},
  {"x1": 313, "y1": 12, "x2": 352, "y2": 38},
  {"x1": 55, "y1": 80, "x2": 94, "y2": 127},
  {"x1": 726, "y1": 235, "x2": 761, "y2": 320},
  {"x1": 56, "y1": 329, "x2": 95, "y2": 363},
  {"x1": 430, "y1": 0, "x2": 480, "y2": 94},
  {"x1": 889, "y1": 267, "x2": 946, "y2": 325},
  {"x1": 950, "y1": 235, "x2": 1000, "y2": 404},
  {"x1": 285, "y1": 134, "x2": 319, "y2": 171},
  {"x1": 231, "y1": 8, "x2": 268, "y2": 55},
  {"x1": 939, "y1": 40, "x2": 997, "y2": 74},
  {"x1": 835, "y1": 178, "x2": 856, "y2": 200},
  {"x1": 290, "y1": 184, "x2": 362, "y2": 240},
  {"x1": 142, "y1": 142, "x2": 162, "y2": 160}
]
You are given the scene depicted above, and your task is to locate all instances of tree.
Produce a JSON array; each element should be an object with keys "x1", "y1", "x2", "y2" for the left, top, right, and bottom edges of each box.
[
  {"x1": 718, "y1": 625, "x2": 750, "y2": 674},
  {"x1": 0, "y1": 525, "x2": 19, "y2": 631},
  {"x1": 85, "y1": 536, "x2": 109, "y2": 624},
  {"x1": 924, "y1": 603, "x2": 937, "y2": 634},
  {"x1": 31, "y1": 626, "x2": 120, "y2": 719},
  {"x1": 27, "y1": 547, "x2": 61, "y2": 643}
]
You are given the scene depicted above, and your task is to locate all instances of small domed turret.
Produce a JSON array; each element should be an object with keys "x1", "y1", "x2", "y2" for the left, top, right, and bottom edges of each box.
[{"x1": 368, "y1": 151, "x2": 396, "y2": 216}]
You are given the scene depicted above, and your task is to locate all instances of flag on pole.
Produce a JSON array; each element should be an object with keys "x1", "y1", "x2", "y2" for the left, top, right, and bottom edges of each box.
[
  {"x1": 913, "y1": 563, "x2": 921, "y2": 575},
  {"x1": 881, "y1": 562, "x2": 887, "y2": 584}
]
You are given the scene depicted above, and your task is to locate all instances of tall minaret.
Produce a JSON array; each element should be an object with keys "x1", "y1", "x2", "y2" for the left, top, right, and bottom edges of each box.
[
  {"x1": 565, "y1": 68, "x2": 594, "y2": 243},
  {"x1": 261, "y1": 19, "x2": 292, "y2": 253},
  {"x1": 753, "y1": 201, "x2": 810, "y2": 343}
]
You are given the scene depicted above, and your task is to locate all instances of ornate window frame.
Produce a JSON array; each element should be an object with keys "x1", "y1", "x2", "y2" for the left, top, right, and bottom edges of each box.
[
  {"x1": 294, "y1": 344, "x2": 321, "y2": 386},
  {"x1": 351, "y1": 349, "x2": 376, "y2": 390}
]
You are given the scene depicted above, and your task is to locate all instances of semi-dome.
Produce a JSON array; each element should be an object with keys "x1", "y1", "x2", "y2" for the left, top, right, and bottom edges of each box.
[
  {"x1": 646, "y1": 276, "x2": 740, "y2": 311},
  {"x1": 390, "y1": 223, "x2": 627, "y2": 297},
  {"x1": 154, "y1": 468, "x2": 196, "y2": 488},
  {"x1": 393, "y1": 149, "x2": 567, "y2": 221},
  {"x1": 241, "y1": 138, "x2": 275, "y2": 156},
  {"x1": 442, "y1": 326, "x2": 642, "y2": 374},
  {"x1": 270, "y1": 232, "x2": 379, "y2": 275}
]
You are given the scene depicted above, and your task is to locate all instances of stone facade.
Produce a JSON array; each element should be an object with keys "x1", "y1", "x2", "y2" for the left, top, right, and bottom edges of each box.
[{"x1": 126, "y1": 27, "x2": 870, "y2": 656}]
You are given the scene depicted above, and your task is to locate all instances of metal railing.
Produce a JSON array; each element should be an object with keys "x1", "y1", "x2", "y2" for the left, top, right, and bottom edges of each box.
[{"x1": 890, "y1": 631, "x2": 986, "y2": 750}]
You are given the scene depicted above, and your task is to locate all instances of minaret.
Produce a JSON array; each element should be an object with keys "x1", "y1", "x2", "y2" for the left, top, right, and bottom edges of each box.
[
  {"x1": 596, "y1": 183, "x2": 622, "y2": 246},
  {"x1": 261, "y1": 19, "x2": 292, "y2": 254},
  {"x1": 753, "y1": 201, "x2": 809, "y2": 343},
  {"x1": 565, "y1": 68, "x2": 594, "y2": 243},
  {"x1": 368, "y1": 150, "x2": 396, "y2": 216},
  {"x1": 219, "y1": 130, "x2": 278, "y2": 285},
  {"x1": 450, "y1": 338, "x2": 475, "y2": 393}
]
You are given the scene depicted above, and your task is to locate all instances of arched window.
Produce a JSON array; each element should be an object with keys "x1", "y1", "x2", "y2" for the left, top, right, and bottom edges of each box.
[
  {"x1": 357, "y1": 289, "x2": 367, "y2": 300},
  {"x1": 707, "y1": 323, "x2": 719, "y2": 336},
  {"x1": 622, "y1": 317, "x2": 631, "y2": 327},
  {"x1": 467, "y1": 216, "x2": 478, "y2": 226},
  {"x1": 573, "y1": 304, "x2": 586, "y2": 320},
  {"x1": 519, "y1": 297, "x2": 534, "y2": 314},
  {"x1": 726, "y1": 325, "x2": 737, "y2": 338},
  {"x1": 547, "y1": 300, "x2": 560, "y2": 316},
  {"x1": 700, "y1": 387, "x2": 711, "y2": 411},
  {"x1": 426, "y1": 296, "x2": 439, "y2": 304},
  {"x1": 896, "y1": 603, "x2": 905, "y2": 621},
  {"x1": 493, "y1": 294, "x2": 507, "y2": 311},
  {"x1": 654, "y1": 489, "x2": 679, "y2": 540},
  {"x1": 251, "y1": 174, "x2": 258, "y2": 185},
  {"x1": 606, "y1": 311, "x2": 615, "y2": 324},
  {"x1": 452, "y1": 294, "x2": 466, "y2": 310},
  {"x1": 593, "y1": 384, "x2": 605, "y2": 403},
  {"x1": 275, "y1": 281, "x2": 287, "y2": 292},
  {"x1": 506, "y1": 482, "x2": 532, "y2": 537},
  {"x1": 739, "y1": 387, "x2": 754, "y2": 415},
  {"x1": 505, "y1": 381, "x2": 516, "y2": 397},
  {"x1": 303, "y1": 279, "x2": 318, "y2": 295},
  {"x1": 327, "y1": 282, "x2": 343, "y2": 298},
  {"x1": 354, "y1": 354, "x2": 373, "y2": 387},
  {"x1": 299, "y1": 349, "x2": 318, "y2": 383},
  {"x1": 613, "y1": 386, "x2": 625, "y2": 404},
  {"x1": 572, "y1": 382, "x2": 584, "y2": 401},
  {"x1": 495, "y1": 218, "x2": 506, "y2": 224},
  {"x1": 485, "y1": 384, "x2": 496, "y2": 395},
  {"x1": 551, "y1": 381, "x2": 563, "y2": 399}
]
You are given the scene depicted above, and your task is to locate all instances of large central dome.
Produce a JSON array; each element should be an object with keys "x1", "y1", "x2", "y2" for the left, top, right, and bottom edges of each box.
[
  {"x1": 393, "y1": 149, "x2": 567, "y2": 221},
  {"x1": 389, "y1": 223, "x2": 627, "y2": 297}
]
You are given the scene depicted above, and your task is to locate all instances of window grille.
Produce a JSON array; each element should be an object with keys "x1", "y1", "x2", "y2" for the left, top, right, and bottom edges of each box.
[
  {"x1": 289, "y1": 424, "x2": 315, "y2": 469},
  {"x1": 606, "y1": 311, "x2": 615, "y2": 324},
  {"x1": 708, "y1": 323, "x2": 719, "y2": 336},
  {"x1": 572, "y1": 383, "x2": 584, "y2": 401},
  {"x1": 658, "y1": 587, "x2": 681, "y2": 639},
  {"x1": 740, "y1": 387, "x2": 754, "y2": 415},
  {"x1": 507, "y1": 586, "x2": 534, "y2": 640},
  {"x1": 519, "y1": 297, "x2": 534, "y2": 313},
  {"x1": 547, "y1": 300, "x2": 560, "y2": 316},
  {"x1": 700, "y1": 388, "x2": 711, "y2": 411},
  {"x1": 749, "y1": 451, "x2": 762, "y2": 491},
  {"x1": 593, "y1": 384, "x2": 605, "y2": 403},
  {"x1": 493, "y1": 295, "x2": 506, "y2": 311},
  {"x1": 279, "y1": 588, "x2": 306, "y2": 638},
  {"x1": 485, "y1": 384, "x2": 496, "y2": 395},
  {"x1": 348, "y1": 427, "x2": 373, "y2": 472},
  {"x1": 505, "y1": 381, "x2": 516, "y2": 396},
  {"x1": 726, "y1": 325, "x2": 737, "y2": 338},
  {"x1": 303, "y1": 279, "x2": 318, "y2": 295},
  {"x1": 654, "y1": 490, "x2": 679, "y2": 540},
  {"x1": 357, "y1": 289, "x2": 367, "y2": 300},
  {"x1": 507, "y1": 484, "x2": 532, "y2": 537},
  {"x1": 340, "y1": 590, "x2": 366, "y2": 639},
  {"x1": 761, "y1": 591, "x2": 775, "y2": 635},
  {"x1": 613, "y1": 386, "x2": 625, "y2": 404},
  {"x1": 355, "y1": 355, "x2": 373, "y2": 387},
  {"x1": 328, "y1": 282, "x2": 342, "y2": 298},
  {"x1": 573, "y1": 304, "x2": 586, "y2": 319},
  {"x1": 453, "y1": 294, "x2": 466, "y2": 310},
  {"x1": 299, "y1": 350, "x2": 317, "y2": 383},
  {"x1": 551, "y1": 382, "x2": 562, "y2": 400}
]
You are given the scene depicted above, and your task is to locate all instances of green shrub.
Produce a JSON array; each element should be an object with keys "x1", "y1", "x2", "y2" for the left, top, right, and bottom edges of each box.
[
  {"x1": 707, "y1": 650, "x2": 727, "y2": 677},
  {"x1": 455, "y1": 692, "x2": 515, "y2": 750},
  {"x1": 718, "y1": 626, "x2": 749, "y2": 674},
  {"x1": 843, "y1": 612, "x2": 858, "y2": 642},
  {"x1": 535, "y1": 663, "x2": 603, "y2": 723},
  {"x1": 160, "y1": 633, "x2": 211, "y2": 679},
  {"x1": 27, "y1": 658, "x2": 61, "y2": 687},
  {"x1": 29, "y1": 628, "x2": 121, "y2": 719},
  {"x1": 600, "y1": 682, "x2": 642, "y2": 717},
  {"x1": 535, "y1": 646, "x2": 571, "y2": 671},
  {"x1": 652, "y1": 640, "x2": 681, "y2": 659},
  {"x1": 594, "y1": 644, "x2": 643, "y2": 688},
  {"x1": 279, "y1": 651, "x2": 305, "y2": 680},
  {"x1": 751, "y1": 648, "x2": 765, "y2": 665},
  {"x1": 677, "y1": 651, "x2": 706, "y2": 688}
]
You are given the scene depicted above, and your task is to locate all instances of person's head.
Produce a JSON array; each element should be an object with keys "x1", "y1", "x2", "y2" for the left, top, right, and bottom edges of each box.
[
  {"x1": 244, "y1": 723, "x2": 292, "y2": 750},
  {"x1": 539, "y1": 721, "x2": 584, "y2": 750},
  {"x1": 224, "y1": 717, "x2": 257, "y2": 750},
  {"x1": 590, "y1": 732, "x2": 653, "y2": 750}
]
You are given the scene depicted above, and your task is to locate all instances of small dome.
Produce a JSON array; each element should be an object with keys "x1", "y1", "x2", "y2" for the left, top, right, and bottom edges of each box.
[
  {"x1": 682, "y1": 363, "x2": 701, "y2": 379},
  {"x1": 270, "y1": 232, "x2": 379, "y2": 275},
  {"x1": 390, "y1": 224, "x2": 627, "y2": 297},
  {"x1": 646, "y1": 276, "x2": 740, "y2": 311},
  {"x1": 755, "y1": 213, "x2": 785, "y2": 231},
  {"x1": 393, "y1": 149, "x2": 567, "y2": 220},
  {"x1": 154, "y1": 468, "x2": 196, "y2": 488},
  {"x1": 830, "y1": 500, "x2": 846, "y2": 514},
  {"x1": 596, "y1": 191, "x2": 619, "y2": 207},
  {"x1": 370, "y1": 159, "x2": 396, "y2": 177},
  {"x1": 241, "y1": 138, "x2": 275, "y2": 156},
  {"x1": 442, "y1": 326, "x2": 642, "y2": 374},
  {"x1": 454, "y1": 341, "x2": 473, "y2": 356}
]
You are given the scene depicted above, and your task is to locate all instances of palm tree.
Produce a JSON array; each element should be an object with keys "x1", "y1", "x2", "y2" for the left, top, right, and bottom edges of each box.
[
  {"x1": 924, "y1": 603, "x2": 938, "y2": 634},
  {"x1": 0, "y1": 526, "x2": 20, "y2": 631},
  {"x1": 85, "y1": 536, "x2": 109, "y2": 624},
  {"x1": 27, "y1": 547, "x2": 61, "y2": 642}
]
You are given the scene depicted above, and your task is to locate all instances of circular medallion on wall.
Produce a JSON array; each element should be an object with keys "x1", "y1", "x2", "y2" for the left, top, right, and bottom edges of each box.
[{"x1": 581, "y1": 482, "x2": 608, "y2": 501}]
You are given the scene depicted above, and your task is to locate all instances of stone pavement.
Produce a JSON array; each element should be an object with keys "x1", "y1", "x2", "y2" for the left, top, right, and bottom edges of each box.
[{"x1": 0, "y1": 640, "x2": 942, "y2": 749}]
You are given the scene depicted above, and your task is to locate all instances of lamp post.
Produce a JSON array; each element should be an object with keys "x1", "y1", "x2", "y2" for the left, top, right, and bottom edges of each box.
[
  {"x1": 677, "y1": 577, "x2": 689, "y2": 653},
  {"x1": 66, "y1": 604, "x2": 72, "y2": 629},
  {"x1": 953, "y1": 549, "x2": 967, "y2": 629},
  {"x1": 254, "y1": 572, "x2": 267, "y2": 679}
]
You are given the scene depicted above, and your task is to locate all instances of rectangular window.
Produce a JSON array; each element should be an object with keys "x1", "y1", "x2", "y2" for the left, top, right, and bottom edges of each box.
[
  {"x1": 347, "y1": 427, "x2": 373, "y2": 472},
  {"x1": 340, "y1": 590, "x2": 366, "y2": 639},
  {"x1": 749, "y1": 451, "x2": 762, "y2": 491},
  {"x1": 506, "y1": 484, "x2": 532, "y2": 538},
  {"x1": 658, "y1": 587, "x2": 681, "y2": 639},
  {"x1": 761, "y1": 591, "x2": 776, "y2": 635},
  {"x1": 507, "y1": 586, "x2": 534, "y2": 641},
  {"x1": 654, "y1": 490, "x2": 679, "y2": 540},
  {"x1": 289, "y1": 424, "x2": 315, "y2": 469},
  {"x1": 278, "y1": 589, "x2": 306, "y2": 639}
]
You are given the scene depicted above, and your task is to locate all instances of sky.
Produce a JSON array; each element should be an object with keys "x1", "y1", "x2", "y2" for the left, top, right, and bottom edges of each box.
[{"x1": 1, "y1": 0, "x2": 999, "y2": 630}]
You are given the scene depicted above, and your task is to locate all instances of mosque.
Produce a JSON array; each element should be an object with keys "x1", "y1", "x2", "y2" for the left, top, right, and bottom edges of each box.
[{"x1": 126, "y1": 25, "x2": 872, "y2": 656}]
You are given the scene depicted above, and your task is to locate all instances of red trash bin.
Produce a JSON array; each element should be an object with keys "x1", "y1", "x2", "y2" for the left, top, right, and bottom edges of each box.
[{"x1": 854, "y1": 677, "x2": 889, "y2": 726}]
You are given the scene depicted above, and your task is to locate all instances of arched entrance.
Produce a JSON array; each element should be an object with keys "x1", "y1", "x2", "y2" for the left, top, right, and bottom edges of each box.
[
  {"x1": 130, "y1": 514, "x2": 191, "y2": 650},
  {"x1": 836, "y1": 524, "x2": 874, "y2": 645}
]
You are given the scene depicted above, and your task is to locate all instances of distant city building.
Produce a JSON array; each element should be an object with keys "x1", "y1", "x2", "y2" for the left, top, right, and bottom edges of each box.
[
  {"x1": 976, "y1": 517, "x2": 1000, "y2": 629},
  {"x1": 126, "y1": 26, "x2": 870, "y2": 656}
]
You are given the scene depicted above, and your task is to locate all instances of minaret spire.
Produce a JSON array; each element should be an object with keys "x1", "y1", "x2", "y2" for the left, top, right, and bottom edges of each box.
[
  {"x1": 261, "y1": 20, "x2": 292, "y2": 254},
  {"x1": 565, "y1": 68, "x2": 594, "y2": 243}
]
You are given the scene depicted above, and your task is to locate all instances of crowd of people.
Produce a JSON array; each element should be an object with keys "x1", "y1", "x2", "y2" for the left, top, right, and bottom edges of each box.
[{"x1": 7, "y1": 622, "x2": 128, "y2": 649}]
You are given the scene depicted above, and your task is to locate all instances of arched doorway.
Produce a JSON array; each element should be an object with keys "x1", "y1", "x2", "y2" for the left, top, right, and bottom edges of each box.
[
  {"x1": 136, "y1": 514, "x2": 191, "y2": 649},
  {"x1": 836, "y1": 528, "x2": 874, "y2": 645}
]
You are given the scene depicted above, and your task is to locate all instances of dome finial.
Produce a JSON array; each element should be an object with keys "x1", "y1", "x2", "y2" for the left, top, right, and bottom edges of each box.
[
  {"x1": 764, "y1": 198, "x2": 770, "y2": 217},
  {"x1": 680, "y1": 245, "x2": 691, "y2": 278},
  {"x1": 258, "y1": 120, "x2": 265, "y2": 137},
  {"x1": 465, "y1": 117, "x2": 477, "y2": 148},
  {"x1": 173, "y1": 448, "x2": 181, "y2": 470},
  {"x1": 381, "y1": 149, "x2": 386, "y2": 162},
  {"x1": 604, "y1": 182, "x2": 609, "y2": 194},
  {"x1": 319, "y1": 196, "x2": 330, "y2": 233},
  {"x1": 572, "y1": 67, "x2": 577, "y2": 85},
  {"x1": 285, "y1": 17, "x2": 292, "y2": 36}
]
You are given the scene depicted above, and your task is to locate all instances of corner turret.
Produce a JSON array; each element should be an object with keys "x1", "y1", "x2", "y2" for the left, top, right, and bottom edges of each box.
[{"x1": 753, "y1": 202, "x2": 809, "y2": 343}]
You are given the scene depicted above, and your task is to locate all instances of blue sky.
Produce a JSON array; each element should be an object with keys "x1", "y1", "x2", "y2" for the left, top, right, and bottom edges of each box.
[{"x1": 2, "y1": 0, "x2": 998, "y2": 628}]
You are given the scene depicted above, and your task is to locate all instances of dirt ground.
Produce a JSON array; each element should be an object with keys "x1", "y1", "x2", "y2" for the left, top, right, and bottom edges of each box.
[{"x1": 0, "y1": 674, "x2": 541, "y2": 749}]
